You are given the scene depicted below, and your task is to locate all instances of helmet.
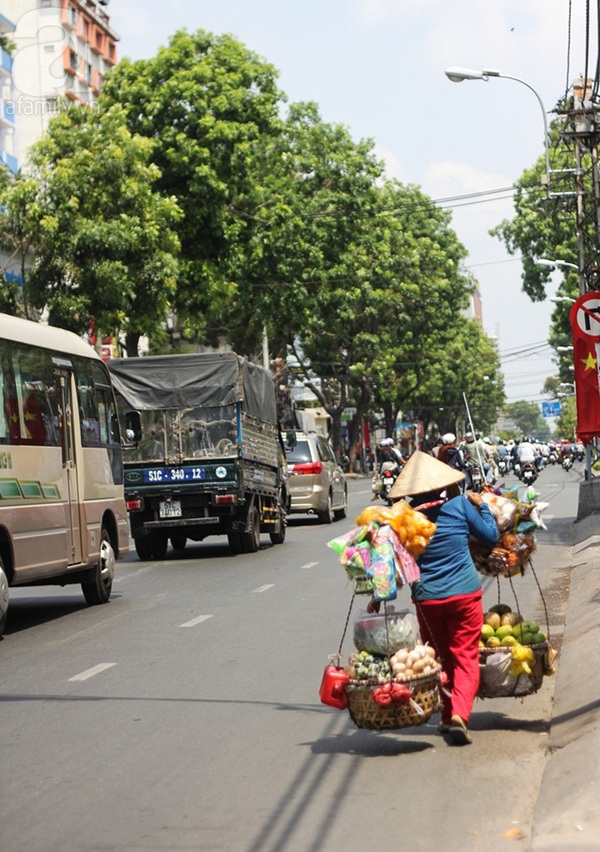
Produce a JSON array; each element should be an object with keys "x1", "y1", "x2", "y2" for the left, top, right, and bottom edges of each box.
[
  {"x1": 465, "y1": 432, "x2": 474, "y2": 443},
  {"x1": 442, "y1": 432, "x2": 456, "y2": 445},
  {"x1": 483, "y1": 436, "x2": 491, "y2": 444},
  {"x1": 379, "y1": 437, "x2": 394, "y2": 447}
]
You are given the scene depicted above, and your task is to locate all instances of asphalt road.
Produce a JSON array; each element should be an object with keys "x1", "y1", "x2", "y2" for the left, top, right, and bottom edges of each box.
[{"x1": 0, "y1": 463, "x2": 581, "y2": 851}]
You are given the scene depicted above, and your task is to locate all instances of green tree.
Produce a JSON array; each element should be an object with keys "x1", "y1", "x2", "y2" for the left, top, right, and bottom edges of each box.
[
  {"x1": 490, "y1": 114, "x2": 582, "y2": 381},
  {"x1": 100, "y1": 29, "x2": 284, "y2": 346},
  {"x1": 4, "y1": 104, "x2": 181, "y2": 350},
  {"x1": 404, "y1": 317, "x2": 505, "y2": 438},
  {"x1": 273, "y1": 175, "x2": 479, "y2": 461},
  {"x1": 555, "y1": 395, "x2": 577, "y2": 441},
  {"x1": 505, "y1": 400, "x2": 549, "y2": 439}
]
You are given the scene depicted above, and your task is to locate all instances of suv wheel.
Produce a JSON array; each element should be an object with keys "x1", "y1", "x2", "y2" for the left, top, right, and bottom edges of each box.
[{"x1": 318, "y1": 493, "x2": 334, "y2": 524}]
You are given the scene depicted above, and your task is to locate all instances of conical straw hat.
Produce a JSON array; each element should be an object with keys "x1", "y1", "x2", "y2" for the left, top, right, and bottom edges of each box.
[{"x1": 388, "y1": 449, "x2": 465, "y2": 499}]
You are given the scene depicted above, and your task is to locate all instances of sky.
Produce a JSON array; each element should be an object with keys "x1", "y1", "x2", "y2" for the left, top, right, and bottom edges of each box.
[{"x1": 107, "y1": 0, "x2": 595, "y2": 409}]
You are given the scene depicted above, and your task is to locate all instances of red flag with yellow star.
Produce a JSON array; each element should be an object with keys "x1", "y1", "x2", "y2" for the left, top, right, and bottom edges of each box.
[{"x1": 569, "y1": 292, "x2": 600, "y2": 444}]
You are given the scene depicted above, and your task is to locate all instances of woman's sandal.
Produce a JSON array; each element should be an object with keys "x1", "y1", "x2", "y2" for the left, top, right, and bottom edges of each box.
[{"x1": 449, "y1": 715, "x2": 472, "y2": 745}]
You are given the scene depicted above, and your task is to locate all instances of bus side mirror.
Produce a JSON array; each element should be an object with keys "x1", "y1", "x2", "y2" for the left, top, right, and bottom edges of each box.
[{"x1": 125, "y1": 410, "x2": 142, "y2": 444}]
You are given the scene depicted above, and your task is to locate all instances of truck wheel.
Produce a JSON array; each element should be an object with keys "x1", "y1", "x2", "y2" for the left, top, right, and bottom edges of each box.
[
  {"x1": 82, "y1": 527, "x2": 115, "y2": 605},
  {"x1": 241, "y1": 505, "x2": 261, "y2": 553},
  {"x1": 0, "y1": 556, "x2": 9, "y2": 638},
  {"x1": 150, "y1": 535, "x2": 168, "y2": 560},
  {"x1": 269, "y1": 523, "x2": 286, "y2": 545},
  {"x1": 318, "y1": 493, "x2": 334, "y2": 524},
  {"x1": 269, "y1": 507, "x2": 286, "y2": 544},
  {"x1": 228, "y1": 533, "x2": 243, "y2": 554},
  {"x1": 170, "y1": 535, "x2": 187, "y2": 552},
  {"x1": 135, "y1": 537, "x2": 153, "y2": 560}
]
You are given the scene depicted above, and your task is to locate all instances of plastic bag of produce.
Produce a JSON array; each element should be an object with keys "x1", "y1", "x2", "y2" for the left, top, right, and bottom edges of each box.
[
  {"x1": 370, "y1": 538, "x2": 397, "y2": 601},
  {"x1": 481, "y1": 492, "x2": 518, "y2": 532},
  {"x1": 353, "y1": 608, "x2": 420, "y2": 655},
  {"x1": 478, "y1": 651, "x2": 532, "y2": 697}
]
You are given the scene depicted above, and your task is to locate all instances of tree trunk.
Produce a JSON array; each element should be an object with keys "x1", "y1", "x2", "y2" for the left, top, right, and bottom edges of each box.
[{"x1": 125, "y1": 330, "x2": 141, "y2": 358}]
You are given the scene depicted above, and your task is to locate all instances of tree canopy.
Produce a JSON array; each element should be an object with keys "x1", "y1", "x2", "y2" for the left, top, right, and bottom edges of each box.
[{"x1": 0, "y1": 27, "x2": 506, "y2": 453}]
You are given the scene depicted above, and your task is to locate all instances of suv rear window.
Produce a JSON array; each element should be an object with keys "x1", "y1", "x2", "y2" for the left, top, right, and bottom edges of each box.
[{"x1": 285, "y1": 440, "x2": 312, "y2": 464}]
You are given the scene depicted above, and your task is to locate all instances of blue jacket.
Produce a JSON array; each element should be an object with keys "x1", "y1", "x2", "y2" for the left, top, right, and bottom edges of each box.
[{"x1": 411, "y1": 495, "x2": 499, "y2": 601}]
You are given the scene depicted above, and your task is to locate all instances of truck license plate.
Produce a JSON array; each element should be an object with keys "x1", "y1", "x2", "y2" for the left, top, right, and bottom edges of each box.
[{"x1": 159, "y1": 500, "x2": 182, "y2": 518}]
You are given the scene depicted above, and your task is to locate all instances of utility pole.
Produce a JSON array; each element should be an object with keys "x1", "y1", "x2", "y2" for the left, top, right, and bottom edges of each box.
[{"x1": 557, "y1": 78, "x2": 600, "y2": 511}]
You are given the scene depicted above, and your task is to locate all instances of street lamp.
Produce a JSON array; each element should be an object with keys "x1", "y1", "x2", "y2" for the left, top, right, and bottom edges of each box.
[
  {"x1": 536, "y1": 258, "x2": 579, "y2": 271},
  {"x1": 550, "y1": 296, "x2": 576, "y2": 304},
  {"x1": 444, "y1": 66, "x2": 551, "y2": 188}
]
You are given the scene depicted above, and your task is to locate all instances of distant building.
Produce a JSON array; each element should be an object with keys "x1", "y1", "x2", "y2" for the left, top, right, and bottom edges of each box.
[
  {"x1": 0, "y1": 10, "x2": 17, "y2": 173},
  {"x1": 0, "y1": 0, "x2": 119, "y2": 168}
]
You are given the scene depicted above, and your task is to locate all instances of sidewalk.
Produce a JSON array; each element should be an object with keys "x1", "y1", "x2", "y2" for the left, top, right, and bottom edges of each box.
[{"x1": 532, "y1": 513, "x2": 600, "y2": 850}]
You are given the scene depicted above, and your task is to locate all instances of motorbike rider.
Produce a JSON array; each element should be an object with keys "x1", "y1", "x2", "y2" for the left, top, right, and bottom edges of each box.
[
  {"x1": 378, "y1": 437, "x2": 404, "y2": 467},
  {"x1": 371, "y1": 437, "x2": 403, "y2": 500},
  {"x1": 462, "y1": 431, "x2": 494, "y2": 485},
  {"x1": 496, "y1": 439, "x2": 509, "y2": 473},
  {"x1": 517, "y1": 436, "x2": 536, "y2": 467},
  {"x1": 438, "y1": 432, "x2": 464, "y2": 471}
]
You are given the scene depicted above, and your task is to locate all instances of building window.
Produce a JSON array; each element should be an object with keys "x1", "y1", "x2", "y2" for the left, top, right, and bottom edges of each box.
[
  {"x1": 68, "y1": 5, "x2": 77, "y2": 28},
  {"x1": 69, "y1": 50, "x2": 78, "y2": 72},
  {"x1": 86, "y1": 63, "x2": 92, "y2": 85}
]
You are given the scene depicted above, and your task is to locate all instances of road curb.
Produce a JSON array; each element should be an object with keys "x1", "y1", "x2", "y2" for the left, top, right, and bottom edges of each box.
[{"x1": 532, "y1": 514, "x2": 600, "y2": 849}]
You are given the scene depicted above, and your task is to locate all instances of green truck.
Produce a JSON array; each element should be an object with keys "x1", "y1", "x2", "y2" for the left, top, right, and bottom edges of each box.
[{"x1": 108, "y1": 352, "x2": 287, "y2": 559}]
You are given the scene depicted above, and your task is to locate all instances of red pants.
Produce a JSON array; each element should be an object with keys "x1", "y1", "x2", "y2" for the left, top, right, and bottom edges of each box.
[{"x1": 415, "y1": 591, "x2": 482, "y2": 725}]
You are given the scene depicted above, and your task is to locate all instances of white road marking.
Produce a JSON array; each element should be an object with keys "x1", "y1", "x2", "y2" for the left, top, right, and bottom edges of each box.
[
  {"x1": 252, "y1": 584, "x2": 274, "y2": 593},
  {"x1": 180, "y1": 614, "x2": 214, "y2": 628},
  {"x1": 300, "y1": 562, "x2": 319, "y2": 570},
  {"x1": 68, "y1": 663, "x2": 116, "y2": 682}
]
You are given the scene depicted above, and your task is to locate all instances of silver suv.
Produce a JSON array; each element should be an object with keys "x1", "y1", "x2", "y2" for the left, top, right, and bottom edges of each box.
[{"x1": 285, "y1": 431, "x2": 347, "y2": 523}]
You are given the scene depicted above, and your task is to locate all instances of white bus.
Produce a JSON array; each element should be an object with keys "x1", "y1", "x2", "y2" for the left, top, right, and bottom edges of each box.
[{"x1": 0, "y1": 313, "x2": 130, "y2": 638}]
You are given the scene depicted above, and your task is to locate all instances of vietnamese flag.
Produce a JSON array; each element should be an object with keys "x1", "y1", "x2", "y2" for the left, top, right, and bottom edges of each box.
[{"x1": 569, "y1": 292, "x2": 600, "y2": 444}]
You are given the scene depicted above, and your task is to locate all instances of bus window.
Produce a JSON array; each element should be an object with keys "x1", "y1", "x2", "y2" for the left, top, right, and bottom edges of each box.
[
  {"x1": 0, "y1": 342, "x2": 18, "y2": 443},
  {"x1": 9, "y1": 343, "x2": 60, "y2": 446}
]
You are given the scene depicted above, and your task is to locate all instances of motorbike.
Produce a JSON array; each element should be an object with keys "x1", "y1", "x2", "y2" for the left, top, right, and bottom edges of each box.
[
  {"x1": 371, "y1": 460, "x2": 401, "y2": 504},
  {"x1": 497, "y1": 457, "x2": 508, "y2": 477},
  {"x1": 548, "y1": 450, "x2": 558, "y2": 465},
  {"x1": 465, "y1": 460, "x2": 484, "y2": 493},
  {"x1": 562, "y1": 454, "x2": 573, "y2": 471},
  {"x1": 513, "y1": 460, "x2": 522, "y2": 478},
  {"x1": 520, "y1": 461, "x2": 537, "y2": 486}
]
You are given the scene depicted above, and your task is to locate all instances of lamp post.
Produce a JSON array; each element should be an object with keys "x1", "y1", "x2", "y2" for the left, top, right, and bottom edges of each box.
[
  {"x1": 536, "y1": 258, "x2": 579, "y2": 271},
  {"x1": 444, "y1": 66, "x2": 551, "y2": 189}
]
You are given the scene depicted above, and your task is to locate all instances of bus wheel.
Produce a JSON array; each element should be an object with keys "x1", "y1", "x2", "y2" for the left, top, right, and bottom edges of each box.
[
  {"x1": 0, "y1": 557, "x2": 9, "y2": 637},
  {"x1": 82, "y1": 528, "x2": 115, "y2": 605},
  {"x1": 135, "y1": 537, "x2": 153, "y2": 560},
  {"x1": 241, "y1": 505, "x2": 261, "y2": 553},
  {"x1": 170, "y1": 535, "x2": 187, "y2": 552}
]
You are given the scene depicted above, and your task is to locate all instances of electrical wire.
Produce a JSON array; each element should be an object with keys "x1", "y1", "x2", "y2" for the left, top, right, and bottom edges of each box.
[{"x1": 566, "y1": 0, "x2": 573, "y2": 103}]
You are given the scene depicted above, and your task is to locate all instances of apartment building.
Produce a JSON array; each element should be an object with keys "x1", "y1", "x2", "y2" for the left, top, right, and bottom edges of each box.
[
  {"x1": 0, "y1": 0, "x2": 119, "y2": 167},
  {"x1": 0, "y1": 10, "x2": 16, "y2": 173}
]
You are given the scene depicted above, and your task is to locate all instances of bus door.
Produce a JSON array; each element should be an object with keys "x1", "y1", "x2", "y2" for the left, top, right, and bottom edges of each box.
[{"x1": 56, "y1": 366, "x2": 83, "y2": 565}]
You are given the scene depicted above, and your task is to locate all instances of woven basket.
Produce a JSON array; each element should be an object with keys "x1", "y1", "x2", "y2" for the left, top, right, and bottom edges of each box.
[
  {"x1": 346, "y1": 673, "x2": 440, "y2": 730},
  {"x1": 478, "y1": 642, "x2": 547, "y2": 699}
]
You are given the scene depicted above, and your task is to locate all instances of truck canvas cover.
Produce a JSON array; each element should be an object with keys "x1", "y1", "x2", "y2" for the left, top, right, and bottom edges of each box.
[{"x1": 107, "y1": 352, "x2": 277, "y2": 424}]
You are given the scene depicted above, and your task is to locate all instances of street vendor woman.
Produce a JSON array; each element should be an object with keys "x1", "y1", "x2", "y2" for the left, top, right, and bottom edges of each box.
[{"x1": 382, "y1": 450, "x2": 499, "y2": 745}]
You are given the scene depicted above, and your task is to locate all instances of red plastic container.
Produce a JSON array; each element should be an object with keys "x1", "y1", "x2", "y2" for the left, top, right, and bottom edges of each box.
[{"x1": 319, "y1": 665, "x2": 350, "y2": 709}]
